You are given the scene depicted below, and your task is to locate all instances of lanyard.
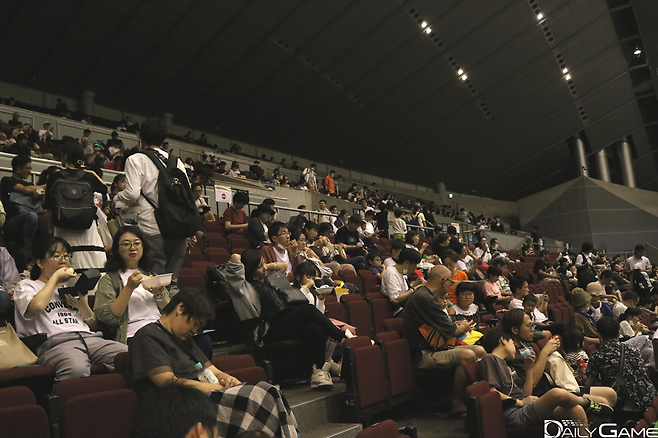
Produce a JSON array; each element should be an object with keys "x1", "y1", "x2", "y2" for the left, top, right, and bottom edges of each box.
[{"x1": 155, "y1": 321, "x2": 201, "y2": 368}]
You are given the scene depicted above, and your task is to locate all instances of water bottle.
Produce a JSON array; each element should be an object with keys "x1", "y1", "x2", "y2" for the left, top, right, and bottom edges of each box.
[
  {"x1": 576, "y1": 359, "x2": 586, "y2": 384},
  {"x1": 195, "y1": 362, "x2": 219, "y2": 384}
]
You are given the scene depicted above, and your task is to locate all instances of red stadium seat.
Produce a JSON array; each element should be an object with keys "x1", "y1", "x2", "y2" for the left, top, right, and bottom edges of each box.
[
  {"x1": 346, "y1": 300, "x2": 375, "y2": 339},
  {"x1": 177, "y1": 274, "x2": 206, "y2": 291}
]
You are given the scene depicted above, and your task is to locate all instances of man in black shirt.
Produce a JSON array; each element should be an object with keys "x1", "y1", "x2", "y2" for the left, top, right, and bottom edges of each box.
[
  {"x1": 533, "y1": 250, "x2": 560, "y2": 284},
  {"x1": 7, "y1": 112, "x2": 22, "y2": 128},
  {"x1": 334, "y1": 214, "x2": 367, "y2": 259},
  {"x1": 491, "y1": 216, "x2": 504, "y2": 232},
  {"x1": 0, "y1": 155, "x2": 45, "y2": 247}
]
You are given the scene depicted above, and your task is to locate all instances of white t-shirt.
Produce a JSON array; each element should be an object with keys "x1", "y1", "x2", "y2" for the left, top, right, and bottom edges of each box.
[
  {"x1": 115, "y1": 149, "x2": 188, "y2": 236},
  {"x1": 619, "y1": 320, "x2": 635, "y2": 338},
  {"x1": 120, "y1": 270, "x2": 161, "y2": 338},
  {"x1": 473, "y1": 248, "x2": 491, "y2": 264},
  {"x1": 301, "y1": 285, "x2": 325, "y2": 314},
  {"x1": 452, "y1": 303, "x2": 477, "y2": 317},
  {"x1": 613, "y1": 302, "x2": 628, "y2": 319},
  {"x1": 381, "y1": 267, "x2": 407, "y2": 316},
  {"x1": 274, "y1": 248, "x2": 292, "y2": 274},
  {"x1": 509, "y1": 298, "x2": 524, "y2": 309},
  {"x1": 625, "y1": 256, "x2": 651, "y2": 281},
  {"x1": 14, "y1": 279, "x2": 92, "y2": 338},
  {"x1": 384, "y1": 257, "x2": 396, "y2": 269}
]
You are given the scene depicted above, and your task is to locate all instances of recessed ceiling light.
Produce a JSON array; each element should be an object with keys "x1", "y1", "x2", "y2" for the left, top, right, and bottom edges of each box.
[
  {"x1": 565, "y1": 74, "x2": 571, "y2": 80},
  {"x1": 457, "y1": 69, "x2": 464, "y2": 75},
  {"x1": 537, "y1": 13, "x2": 543, "y2": 20},
  {"x1": 634, "y1": 48, "x2": 642, "y2": 56},
  {"x1": 448, "y1": 193, "x2": 453, "y2": 199},
  {"x1": 421, "y1": 21, "x2": 427, "y2": 28},
  {"x1": 562, "y1": 68, "x2": 568, "y2": 74},
  {"x1": 425, "y1": 27, "x2": 432, "y2": 34},
  {"x1": 461, "y1": 74, "x2": 467, "y2": 80}
]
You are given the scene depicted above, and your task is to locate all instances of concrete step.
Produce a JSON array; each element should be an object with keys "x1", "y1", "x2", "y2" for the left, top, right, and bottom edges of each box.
[
  {"x1": 283, "y1": 380, "x2": 362, "y2": 437},
  {"x1": 303, "y1": 423, "x2": 362, "y2": 438}
]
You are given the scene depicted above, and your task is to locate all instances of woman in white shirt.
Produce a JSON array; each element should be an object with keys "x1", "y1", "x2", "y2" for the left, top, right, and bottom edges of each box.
[{"x1": 94, "y1": 226, "x2": 170, "y2": 344}]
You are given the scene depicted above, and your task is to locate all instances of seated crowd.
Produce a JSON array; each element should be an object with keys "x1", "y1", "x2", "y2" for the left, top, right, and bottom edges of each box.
[{"x1": 3, "y1": 104, "x2": 658, "y2": 435}]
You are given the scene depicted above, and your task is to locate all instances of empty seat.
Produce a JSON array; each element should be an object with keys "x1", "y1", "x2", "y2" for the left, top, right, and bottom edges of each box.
[
  {"x1": 0, "y1": 404, "x2": 50, "y2": 438},
  {"x1": 340, "y1": 294, "x2": 363, "y2": 304},
  {"x1": 211, "y1": 355, "x2": 267, "y2": 383},
  {"x1": 207, "y1": 251, "x2": 230, "y2": 265},
  {"x1": 346, "y1": 300, "x2": 375, "y2": 339},
  {"x1": 61, "y1": 389, "x2": 137, "y2": 438},
  {"x1": 177, "y1": 274, "x2": 206, "y2": 291},
  {"x1": 381, "y1": 338, "x2": 417, "y2": 406},
  {"x1": 356, "y1": 419, "x2": 410, "y2": 438},
  {"x1": 383, "y1": 318, "x2": 403, "y2": 336},
  {"x1": 205, "y1": 233, "x2": 229, "y2": 250},
  {"x1": 0, "y1": 366, "x2": 56, "y2": 405},
  {"x1": 343, "y1": 336, "x2": 389, "y2": 424},
  {"x1": 325, "y1": 302, "x2": 347, "y2": 323},
  {"x1": 183, "y1": 251, "x2": 206, "y2": 267},
  {"x1": 371, "y1": 298, "x2": 393, "y2": 334},
  {"x1": 342, "y1": 274, "x2": 364, "y2": 295},
  {"x1": 0, "y1": 386, "x2": 36, "y2": 409},
  {"x1": 191, "y1": 261, "x2": 218, "y2": 280}
]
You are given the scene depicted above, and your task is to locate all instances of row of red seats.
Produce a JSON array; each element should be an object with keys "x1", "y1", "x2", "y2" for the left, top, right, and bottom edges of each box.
[
  {"x1": 343, "y1": 332, "x2": 419, "y2": 425},
  {"x1": 0, "y1": 351, "x2": 269, "y2": 438}
]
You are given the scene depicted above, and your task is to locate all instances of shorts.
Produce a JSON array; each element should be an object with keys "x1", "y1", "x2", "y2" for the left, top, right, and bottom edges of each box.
[
  {"x1": 416, "y1": 345, "x2": 480, "y2": 371},
  {"x1": 504, "y1": 401, "x2": 542, "y2": 428}
]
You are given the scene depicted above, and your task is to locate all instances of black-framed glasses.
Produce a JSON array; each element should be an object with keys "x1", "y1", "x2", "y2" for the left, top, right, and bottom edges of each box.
[
  {"x1": 119, "y1": 241, "x2": 142, "y2": 249},
  {"x1": 50, "y1": 254, "x2": 72, "y2": 262}
]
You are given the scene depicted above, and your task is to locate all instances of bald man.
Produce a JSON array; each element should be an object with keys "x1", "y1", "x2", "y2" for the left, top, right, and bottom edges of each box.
[{"x1": 403, "y1": 265, "x2": 486, "y2": 417}]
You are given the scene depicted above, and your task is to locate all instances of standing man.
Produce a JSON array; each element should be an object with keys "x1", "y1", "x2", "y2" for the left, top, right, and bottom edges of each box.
[
  {"x1": 625, "y1": 244, "x2": 652, "y2": 283},
  {"x1": 403, "y1": 265, "x2": 486, "y2": 417},
  {"x1": 324, "y1": 170, "x2": 336, "y2": 197},
  {"x1": 114, "y1": 118, "x2": 190, "y2": 292}
]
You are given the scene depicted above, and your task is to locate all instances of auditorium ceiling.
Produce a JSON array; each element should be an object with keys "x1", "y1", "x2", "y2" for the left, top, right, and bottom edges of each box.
[{"x1": 4, "y1": 0, "x2": 658, "y2": 200}]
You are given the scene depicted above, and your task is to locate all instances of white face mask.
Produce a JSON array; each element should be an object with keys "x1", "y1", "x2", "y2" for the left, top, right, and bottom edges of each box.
[{"x1": 402, "y1": 266, "x2": 409, "y2": 275}]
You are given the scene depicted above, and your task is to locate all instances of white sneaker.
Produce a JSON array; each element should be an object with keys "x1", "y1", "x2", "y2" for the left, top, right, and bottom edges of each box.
[
  {"x1": 311, "y1": 365, "x2": 334, "y2": 390},
  {"x1": 323, "y1": 359, "x2": 342, "y2": 377}
]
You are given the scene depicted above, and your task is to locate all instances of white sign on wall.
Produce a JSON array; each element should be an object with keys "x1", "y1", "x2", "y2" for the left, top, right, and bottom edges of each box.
[{"x1": 215, "y1": 186, "x2": 232, "y2": 204}]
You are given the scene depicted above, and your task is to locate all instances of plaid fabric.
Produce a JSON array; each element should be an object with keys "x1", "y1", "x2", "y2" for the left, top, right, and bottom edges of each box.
[{"x1": 210, "y1": 382, "x2": 298, "y2": 438}]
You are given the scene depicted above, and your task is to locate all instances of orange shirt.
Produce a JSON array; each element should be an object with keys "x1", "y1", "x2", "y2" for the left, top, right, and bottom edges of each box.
[
  {"x1": 324, "y1": 175, "x2": 335, "y2": 193},
  {"x1": 448, "y1": 270, "x2": 468, "y2": 304}
]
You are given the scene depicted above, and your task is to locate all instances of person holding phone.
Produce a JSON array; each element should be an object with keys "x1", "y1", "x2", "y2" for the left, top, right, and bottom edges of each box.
[{"x1": 13, "y1": 236, "x2": 127, "y2": 381}]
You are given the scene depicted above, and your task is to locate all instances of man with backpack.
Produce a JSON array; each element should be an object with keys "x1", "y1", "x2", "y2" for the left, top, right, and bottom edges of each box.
[{"x1": 114, "y1": 118, "x2": 199, "y2": 293}]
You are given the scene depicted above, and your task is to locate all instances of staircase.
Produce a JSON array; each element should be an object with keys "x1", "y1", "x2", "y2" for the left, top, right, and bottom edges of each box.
[{"x1": 282, "y1": 381, "x2": 362, "y2": 438}]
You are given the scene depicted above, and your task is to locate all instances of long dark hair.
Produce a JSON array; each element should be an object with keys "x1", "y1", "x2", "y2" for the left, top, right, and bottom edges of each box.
[
  {"x1": 104, "y1": 226, "x2": 153, "y2": 273},
  {"x1": 31, "y1": 236, "x2": 71, "y2": 280},
  {"x1": 242, "y1": 249, "x2": 263, "y2": 284},
  {"x1": 293, "y1": 261, "x2": 318, "y2": 288}
]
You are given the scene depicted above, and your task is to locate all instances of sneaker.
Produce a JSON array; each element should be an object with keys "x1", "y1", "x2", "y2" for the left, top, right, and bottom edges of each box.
[
  {"x1": 311, "y1": 365, "x2": 334, "y2": 391},
  {"x1": 323, "y1": 359, "x2": 342, "y2": 377},
  {"x1": 583, "y1": 398, "x2": 613, "y2": 419}
]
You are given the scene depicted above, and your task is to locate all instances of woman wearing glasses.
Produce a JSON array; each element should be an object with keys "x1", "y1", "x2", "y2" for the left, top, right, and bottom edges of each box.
[
  {"x1": 94, "y1": 226, "x2": 170, "y2": 344},
  {"x1": 45, "y1": 141, "x2": 108, "y2": 271},
  {"x1": 13, "y1": 236, "x2": 127, "y2": 381}
]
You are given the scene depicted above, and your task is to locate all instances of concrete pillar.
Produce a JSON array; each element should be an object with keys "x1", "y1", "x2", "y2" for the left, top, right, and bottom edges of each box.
[
  {"x1": 594, "y1": 149, "x2": 610, "y2": 182},
  {"x1": 79, "y1": 91, "x2": 95, "y2": 115},
  {"x1": 574, "y1": 136, "x2": 589, "y2": 177},
  {"x1": 437, "y1": 182, "x2": 447, "y2": 206},
  {"x1": 162, "y1": 113, "x2": 174, "y2": 134},
  {"x1": 618, "y1": 138, "x2": 636, "y2": 188}
]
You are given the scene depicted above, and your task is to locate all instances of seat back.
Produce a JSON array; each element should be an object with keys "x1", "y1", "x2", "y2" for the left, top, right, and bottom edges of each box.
[
  {"x1": 353, "y1": 345, "x2": 388, "y2": 409},
  {"x1": 383, "y1": 338, "x2": 416, "y2": 399},
  {"x1": 0, "y1": 405, "x2": 50, "y2": 438},
  {"x1": 61, "y1": 389, "x2": 138, "y2": 438},
  {"x1": 371, "y1": 298, "x2": 393, "y2": 334},
  {"x1": 212, "y1": 355, "x2": 267, "y2": 382},
  {"x1": 326, "y1": 302, "x2": 347, "y2": 323},
  {"x1": 479, "y1": 391, "x2": 508, "y2": 438},
  {"x1": 0, "y1": 386, "x2": 36, "y2": 408},
  {"x1": 463, "y1": 362, "x2": 479, "y2": 385},
  {"x1": 114, "y1": 352, "x2": 129, "y2": 378},
  {"x1": 177, "y1": 274, "x2": 206, "y2": 291},
  {"x1": 191, "y1": 261, "x2": 217, "y2": 280},
  {"x1": 346, "y1": 300, "x2": 375, "y2": 339},
  {"x1": 383, "y1": 318, "x2": 403, "y2": 337},
  {"x1": 356, "y1": 419, "x2": 401, "y2": 438},
  {"x1": 375, "y1": 331, "x2": 400, "y2": 344},
  {"x1": 53, "y1": 374, "x2": 127, "y2": 402}
]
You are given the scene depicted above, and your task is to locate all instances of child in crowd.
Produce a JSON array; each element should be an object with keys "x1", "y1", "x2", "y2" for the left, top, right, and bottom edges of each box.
[
  {"x1": 483, "y1": 265, "x2": 511, "y2": 304},
  {"x1": 561, "y1": 325, "x2": 589, "y2": 384},
  {"x1": 367, "y1": 252, "x2": 385, "y2": 280},
  {"x1": 389, "y1": 209, "x2": 407, "y2": 240},
  {"x1": 480, "y1": 330, "x2": 613, "y2": 432}
]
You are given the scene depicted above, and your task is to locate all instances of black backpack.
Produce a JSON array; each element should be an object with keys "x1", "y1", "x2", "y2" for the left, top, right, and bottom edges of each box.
[
  {"x1": 50, "y1": 169, "x2": 97, "y2": 229},
  {"x1": 257, "y1": 272, "x2": 308, "y2": 322},
  {"x1": 140, "y1": 149, "x2": 200, "y2": 239}
]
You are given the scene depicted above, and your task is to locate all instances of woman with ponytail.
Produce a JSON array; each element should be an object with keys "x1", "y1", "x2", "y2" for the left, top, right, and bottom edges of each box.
[{"x1": 45, "y1": 141, "x2": 108, "y2": 271}]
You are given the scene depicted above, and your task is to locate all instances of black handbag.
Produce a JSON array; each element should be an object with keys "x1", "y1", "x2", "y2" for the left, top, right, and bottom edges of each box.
[{"x1": 258, "y1": 272, "x2": 308, "y2": 322}]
